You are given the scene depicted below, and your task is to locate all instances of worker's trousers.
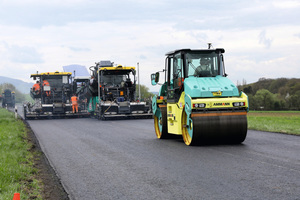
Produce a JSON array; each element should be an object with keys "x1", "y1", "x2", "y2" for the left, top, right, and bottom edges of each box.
[{"x1": 72, "y1": 104, "x2": 78, "y2": 113}]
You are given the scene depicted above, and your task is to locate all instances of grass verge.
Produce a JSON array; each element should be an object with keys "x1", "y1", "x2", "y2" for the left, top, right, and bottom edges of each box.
[
  {"x1": 0, "y1": 108, "x2": 42, "y2": 200},
  {"x1": 248, "y1": 111, "x2": 300, "y2": 135}
]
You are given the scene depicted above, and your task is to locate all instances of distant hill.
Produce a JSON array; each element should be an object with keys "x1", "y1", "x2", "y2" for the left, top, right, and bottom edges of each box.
[
  {"x1": 239, "y1": 77, "x2": 300, "y2": 110},
  {"x1": 239, "y1": 77, "x2": 300, "y2": 96},
  {"x1": 0, "y1": 76, "x2": 32, "y2": 94}
]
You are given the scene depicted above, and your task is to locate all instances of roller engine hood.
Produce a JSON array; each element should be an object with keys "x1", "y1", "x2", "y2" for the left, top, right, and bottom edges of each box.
[{"x1": 184, "y1": 75, "x2": 240, "y2": 98}]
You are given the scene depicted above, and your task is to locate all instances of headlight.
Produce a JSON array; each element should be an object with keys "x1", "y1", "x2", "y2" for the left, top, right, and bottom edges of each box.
[
  {"x1": 233, "y1": 102, "x2": 245, "y2": 107},
  {"x1": 193, "y1": 103, "x2": 206, "y2": 108}
]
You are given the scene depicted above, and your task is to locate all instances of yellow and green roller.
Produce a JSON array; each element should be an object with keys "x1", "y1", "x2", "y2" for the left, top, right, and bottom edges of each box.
[{"x1": 151, "y1": 47, "x2": 248, "y2": 145}]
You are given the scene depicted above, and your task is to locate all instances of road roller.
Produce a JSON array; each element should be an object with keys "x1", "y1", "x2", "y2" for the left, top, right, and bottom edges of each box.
[{"x1": 150, "y1": 46, "x2": 249, "y2": 145}]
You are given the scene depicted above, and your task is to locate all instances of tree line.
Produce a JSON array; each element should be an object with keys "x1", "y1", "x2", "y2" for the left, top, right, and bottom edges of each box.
[
  {"x1": 135, "y1": 84, "x2": 154, "y2": 102},
  {"x1": 238, "y1": 78, "x2": 300, "y2": 110}
]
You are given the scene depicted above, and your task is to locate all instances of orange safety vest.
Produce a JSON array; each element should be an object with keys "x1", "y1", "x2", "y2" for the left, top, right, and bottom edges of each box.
[
  {"x1": 71, "y1": 96, "x2": 78, "y2": 105},
  {"x1": 42, "y1": 80, "x2": 51, "y2": 96},
  {"x1": 33, "y1": 83, "x2": 41, "y2": 91},
  {"x1": 43, "y1": 80, "x2": 50, "y2": 86}
]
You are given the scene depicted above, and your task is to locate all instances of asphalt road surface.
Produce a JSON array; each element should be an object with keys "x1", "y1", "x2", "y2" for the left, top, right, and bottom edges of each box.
[{"x1": 23, "y1": 115, "x2": 299, "y2": 200}]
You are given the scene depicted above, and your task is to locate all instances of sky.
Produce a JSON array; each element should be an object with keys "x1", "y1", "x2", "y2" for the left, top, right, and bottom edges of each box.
[{"x1": 0, "y1": 0, "x2": 300, "y2": 92}]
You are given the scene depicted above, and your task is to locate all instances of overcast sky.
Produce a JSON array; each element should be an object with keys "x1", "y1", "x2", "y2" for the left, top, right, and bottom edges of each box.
[{"x1": 0, "y1": 0, "x2": 299, "y2": 91}]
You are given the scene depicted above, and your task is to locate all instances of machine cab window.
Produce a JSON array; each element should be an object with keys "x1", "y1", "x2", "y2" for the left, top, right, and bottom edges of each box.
[{"x1": 185, "y1": 52, "x2": 224, "y2": 77}]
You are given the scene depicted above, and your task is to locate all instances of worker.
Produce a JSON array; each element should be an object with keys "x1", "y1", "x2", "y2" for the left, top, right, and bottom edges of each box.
[
  {"x1": 43, "y1": 79, "x2": 51, "y2": 96},
  {"x1": 32, "y1": 81, "x2": 41, "y2": 94},
  {"x1": 194, "y1": 57, "x2": 211, "y2": 76},
  {"x1": 71, "y1": 94, "x2": 78, "y2": 113}
]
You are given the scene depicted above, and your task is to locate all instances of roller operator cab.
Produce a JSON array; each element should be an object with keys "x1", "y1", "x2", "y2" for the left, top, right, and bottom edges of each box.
[{"x1": 151, "y1": 48, "x2": 249, "y2": 145}]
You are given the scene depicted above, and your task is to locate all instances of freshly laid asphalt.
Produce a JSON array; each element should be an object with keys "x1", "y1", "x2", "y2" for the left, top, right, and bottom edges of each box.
[{"x1": 25, "y1": 116, "x2": 300, "y2": 200}]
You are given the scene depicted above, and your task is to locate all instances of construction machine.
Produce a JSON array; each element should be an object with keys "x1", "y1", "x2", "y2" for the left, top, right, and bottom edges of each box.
[
  {"x1": 2, "y1": 89, "x2": 15, "y2": 108},
  {"x1": 151, "y1": 47, "x2": 248, "y2": 145},
  {"x1": 88, "y1": 60, "x2": 152, "y2": 119},
  {"x1": 24, "y1": 71, "x2": 89, "y2": 119}
]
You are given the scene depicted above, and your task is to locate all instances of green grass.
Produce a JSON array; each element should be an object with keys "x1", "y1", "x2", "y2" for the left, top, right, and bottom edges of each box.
[
  {"x1": 0, "y1": 108, "x2": 42, "y2": 200},
  {"x1": 248, "y1": 111, "x2": 300, "y2": 135}
]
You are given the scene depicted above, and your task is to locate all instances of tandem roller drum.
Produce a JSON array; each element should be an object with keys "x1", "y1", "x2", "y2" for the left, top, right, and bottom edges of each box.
[{"x1": 182, "y1": 112, "x2": 248, "y2": 145}]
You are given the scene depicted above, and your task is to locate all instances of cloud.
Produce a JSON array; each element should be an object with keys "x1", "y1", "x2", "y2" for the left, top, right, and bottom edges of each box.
[
  {"x1": 3, "y1": 42, "x2": 44, "y2": 63},
  {"x1": 0, "y1": 1, "x2": 169, "y2": 28},
  {"x1": 139, "y1": 55, "x2": 147, "y2": 60},
  {"x1": 272, "y1": 0, "x2": 300, "y2": 8},
  {"x1": 172, "y1": 1, "x2": 300, "y2": 32},
  {"x1": 0, "y1": 1, "x2": 287, "y2": 29},
  {"x1": 0, "y1": 0, "x2": 300, "y2": 90},
  {"x1": 295, "y1": 33, "x2": 300, "y2": 39},
  {"x1": 258, "y1": 30, "x2": 273, "y2": 49},
  {"x1": 68, "y1": 46, "x2": 91, "y2": 52}
]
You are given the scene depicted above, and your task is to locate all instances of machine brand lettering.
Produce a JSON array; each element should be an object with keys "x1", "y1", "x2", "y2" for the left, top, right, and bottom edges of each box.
[{"x1": 213, "y1": 102, "x2": 230, "y2": 106}]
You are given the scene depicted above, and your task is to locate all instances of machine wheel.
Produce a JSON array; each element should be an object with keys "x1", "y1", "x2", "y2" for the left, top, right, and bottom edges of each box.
[
  {"x1": 154, "y1": 106, "x2": 169, "y2": 139},
  {"x1": 182, "y1": 111, "x2": 194, "y2": 145}
]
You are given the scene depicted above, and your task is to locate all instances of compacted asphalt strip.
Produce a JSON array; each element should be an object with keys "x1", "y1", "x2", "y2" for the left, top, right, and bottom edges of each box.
[{"x1": 23, "y1": 116, "x2": 300, "y2": 200}]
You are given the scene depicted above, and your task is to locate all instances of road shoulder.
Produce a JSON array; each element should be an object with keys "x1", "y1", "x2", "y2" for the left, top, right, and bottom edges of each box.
[{"x1": 23, "y1": 119, "x2": 69, "y2": 200}]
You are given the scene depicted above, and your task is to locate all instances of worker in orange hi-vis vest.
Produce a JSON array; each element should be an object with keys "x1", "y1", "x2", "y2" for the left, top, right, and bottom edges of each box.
[
  {"x1": 42, "y1": 80, "x2": 51, "y2": 96},
  {"x1": 32, "y1": 81, "x2": 41, "y2": 94},
  {"x1": 71, "y1": 94, "x2": 78, "y2": 113}
]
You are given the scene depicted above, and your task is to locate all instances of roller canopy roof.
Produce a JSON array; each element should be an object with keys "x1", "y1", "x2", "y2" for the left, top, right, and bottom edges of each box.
[{"x1": 165, "y1": 48, "x2": 225, "y2": 56}]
